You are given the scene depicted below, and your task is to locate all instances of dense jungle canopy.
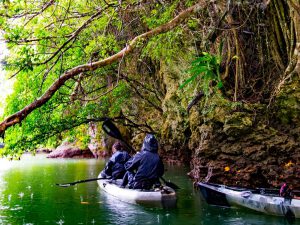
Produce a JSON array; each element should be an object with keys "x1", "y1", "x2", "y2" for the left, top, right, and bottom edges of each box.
[{"x1": 0, "y1": 0, "x2": 299, "y2": 187}]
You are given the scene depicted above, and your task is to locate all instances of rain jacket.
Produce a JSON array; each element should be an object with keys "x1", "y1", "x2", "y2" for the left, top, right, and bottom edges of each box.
[
  {"x1": 102, "y1": 150, "x2": 131, "y2": 179},
  {"x1": 125, "y1": 134, "x2": 164, "y2": 189}
]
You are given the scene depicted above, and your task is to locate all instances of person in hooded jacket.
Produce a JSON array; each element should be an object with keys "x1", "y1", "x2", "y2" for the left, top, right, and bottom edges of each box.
[
  {"x1": 121, "y1": 134, "x2": 164, "y2": 190},
  {"x1": 100, "y1": 141, "x2": 131, "y2": 180}
]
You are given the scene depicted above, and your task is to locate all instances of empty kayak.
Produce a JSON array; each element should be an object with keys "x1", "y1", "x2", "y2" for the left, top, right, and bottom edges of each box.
[
  {"x1": 198, "y1": 182, "x2": 300, "y2": 218},
  {"x1": 98, "y1": 175, "x2": 177, "y2": 208}
]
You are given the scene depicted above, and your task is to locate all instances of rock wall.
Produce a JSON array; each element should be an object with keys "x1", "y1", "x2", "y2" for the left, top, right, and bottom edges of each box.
[
  {"x1": 157, "y1": 70, "x2": 300, "y2": 189},
  {"x1": 158, "y1": 0, "x2": 300, "y2": 189},
  {"x1": 47, "y1": 141, "x2": 94, "y2": 158},
  {"x1": 156, "y1": 59, "x2": 300, "y2": 189},
  {"x1": 87, "y1": 0, "x2": 300, "y2": 189}
]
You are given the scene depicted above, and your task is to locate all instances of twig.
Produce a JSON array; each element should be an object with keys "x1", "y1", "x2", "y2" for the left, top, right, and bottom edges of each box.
[
  {"x1": 36, "y1": 4, "x2": 116, "y2": 66},
  {"x1": 24, "y1": 0, "x2": 56, "y2": 26}
]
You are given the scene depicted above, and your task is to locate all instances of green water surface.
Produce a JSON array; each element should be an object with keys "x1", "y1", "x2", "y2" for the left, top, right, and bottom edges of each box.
[{"x1": 0, "y1": 154, "x2": 298, "y2": 225}]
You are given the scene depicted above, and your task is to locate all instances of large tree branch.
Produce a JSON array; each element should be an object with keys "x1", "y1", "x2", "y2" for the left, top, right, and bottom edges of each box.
[{"x1": 0, "y1": 1, "x2": 206, "y2": 136}]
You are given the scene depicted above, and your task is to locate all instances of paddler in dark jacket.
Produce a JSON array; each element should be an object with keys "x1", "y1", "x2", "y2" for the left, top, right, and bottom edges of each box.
[
  {"x1": 100, "y1": 141, "x2": 131, "y2": 179},
  {"x1": 121, "y1": 134, "x2": 164, "y2": 189}
]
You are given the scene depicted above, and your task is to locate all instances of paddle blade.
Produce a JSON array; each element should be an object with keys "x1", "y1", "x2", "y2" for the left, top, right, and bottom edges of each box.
[
  {"x1": 102, "y1": 119, "x2": 123, "y2": 140},
  {"x1": 160, "y1": 177, "x2": 180, "y2": 190},
  {"x1": 165, "y1": 181, "x2": 180, "y2": 190}
]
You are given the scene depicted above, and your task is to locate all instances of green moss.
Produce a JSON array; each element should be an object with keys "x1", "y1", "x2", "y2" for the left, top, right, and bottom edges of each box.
[
  {"x1": 275, "y1": 80, "x2": 300, "y2": 124},
  {"x1": 223, "y1": 112, "x2": 253, "y2": 136}
]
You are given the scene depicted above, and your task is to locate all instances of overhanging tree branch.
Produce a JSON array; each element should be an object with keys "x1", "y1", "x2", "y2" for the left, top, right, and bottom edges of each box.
[{"x1": 0, "y1": 1, "x2": 206, "y2": 136}]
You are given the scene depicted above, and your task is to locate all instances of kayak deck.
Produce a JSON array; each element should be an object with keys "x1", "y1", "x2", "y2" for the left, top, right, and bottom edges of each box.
[
  {"x1": 98, "y1": 178, "x2": 177, "y2": 208},
  {"x1": 198, "y1": 182, "x2": 300, "y2": 218}
]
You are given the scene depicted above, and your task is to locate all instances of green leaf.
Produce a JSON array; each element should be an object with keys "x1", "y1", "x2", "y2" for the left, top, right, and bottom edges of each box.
[
  {"x1": 217, "y1": 81, "x2": 223, "y2": 89},
  {"x1": 179, "y1": 73, "x2": 200, "y2": 89}
]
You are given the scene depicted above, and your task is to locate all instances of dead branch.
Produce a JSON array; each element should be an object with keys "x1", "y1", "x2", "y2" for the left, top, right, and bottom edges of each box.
[
  {"x1": 122, "y1": 75, "x2": 163, "y2": 103},
  {"x1": 118, "y1": 115, "x2": 155, "y2": 134},
  {"x1": 187, "y1": 91, "x2": 204, "y2": 113}
]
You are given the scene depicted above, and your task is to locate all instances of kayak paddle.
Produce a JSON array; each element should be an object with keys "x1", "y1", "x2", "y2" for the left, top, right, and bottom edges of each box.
[
  {"x1": 102, "y1": 119, "x2": 136, "y2": 154},
  {"x1": 160, "y1": 176, "x2": 180, "y2": 190},
  {"x1": 102, "y1": 118, "x2": 180, "y2": 190},
  {"x1": 56, "y1": 177, "x2": 108, "y2": 187}
]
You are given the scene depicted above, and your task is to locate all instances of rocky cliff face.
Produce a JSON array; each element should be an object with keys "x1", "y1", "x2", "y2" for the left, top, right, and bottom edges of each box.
[
  {"x1": 157, "y1": 64, "x2": 300, "y2": 189},
  {"x1": 187, "y1": 103, "x2": 300, "y2": 188},
  {"x1": 158, "y1": 0, "x2": 300, "y2": 189},
  {"x1": 90, "y1": 0, "x2": 300, "y2": 189},
  {"x1": 47, "y1": 141, "x2": 94, "y2": 158}
]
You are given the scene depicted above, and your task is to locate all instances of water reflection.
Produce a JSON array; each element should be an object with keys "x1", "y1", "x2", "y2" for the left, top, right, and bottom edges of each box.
[
  {"x1": 101, "y1": 192, "x2": 176, "y2": 225},
  {"x1": 0, "y1": 155, "x2": 299, "y2": 224}
]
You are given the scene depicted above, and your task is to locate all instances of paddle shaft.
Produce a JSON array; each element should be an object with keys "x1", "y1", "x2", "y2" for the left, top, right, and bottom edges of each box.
[
  {"x1": 56, "y1": 177, "x2": 108, "y2": 187},
  {"x1": 118, "y1": 137, "x2": 136, "y2": 155}
]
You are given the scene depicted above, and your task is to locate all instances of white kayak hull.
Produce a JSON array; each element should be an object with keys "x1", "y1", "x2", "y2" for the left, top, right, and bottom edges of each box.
[
  {"x1": 98, "y1": 175, "x2": 177, "y2": 208},
  {"x1": 199, "y1": 182, "x2": 300, "y2": 218}
]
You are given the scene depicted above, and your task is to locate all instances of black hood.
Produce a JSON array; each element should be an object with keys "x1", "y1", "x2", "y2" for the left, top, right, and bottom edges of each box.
[{"x1": 141, "y1": 134, "x2": 158, "y2": 153}]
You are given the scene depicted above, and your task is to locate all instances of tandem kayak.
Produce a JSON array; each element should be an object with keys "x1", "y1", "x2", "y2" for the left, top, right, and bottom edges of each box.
[
  {"x1": 97, "y1": 175, "x2": 177, "y2": 208},
  {"x1": 198, "y1": 182, "x2": 300, "y2": 218}
]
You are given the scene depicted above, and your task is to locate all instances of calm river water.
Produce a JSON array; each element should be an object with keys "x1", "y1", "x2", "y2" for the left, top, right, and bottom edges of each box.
[{"x1": 0, "y1": 154, "x2": 298, "y2": 225}]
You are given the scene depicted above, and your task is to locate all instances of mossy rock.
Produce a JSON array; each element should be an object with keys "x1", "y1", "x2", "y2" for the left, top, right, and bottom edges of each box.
[
  {"x1": 223, "y1": 112, "x2": 253, "y2": 136},
  {"x1": 275, "y1": 79, "x2": 300, "y2": 124}
]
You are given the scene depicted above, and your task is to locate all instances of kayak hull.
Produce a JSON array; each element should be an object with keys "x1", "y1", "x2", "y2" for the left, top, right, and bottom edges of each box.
[
  {"x1": 198, "y1": 182, "x2": 300, "y2": 218},
  {"x1": 98, "y1": 175, "x2": 177, "y2": 208}
]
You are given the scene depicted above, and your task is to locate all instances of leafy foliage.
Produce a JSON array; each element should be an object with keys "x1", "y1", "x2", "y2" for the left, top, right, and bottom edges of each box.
[
  {"x1": 143, "y1": 28, "x2": 184, "y2": 63},
  {"x1": 142, "y1": 1, "x2": 184, "y2": 63},
  {"x1": 0, "y1": 0, "x2": 129, "y2": 155},
  {"x1": 0, "y1": 0, "x2": 200, "y2": 156},
  {"x1": 180, "y1": 51, "x2": 223, "y2": 96}
]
